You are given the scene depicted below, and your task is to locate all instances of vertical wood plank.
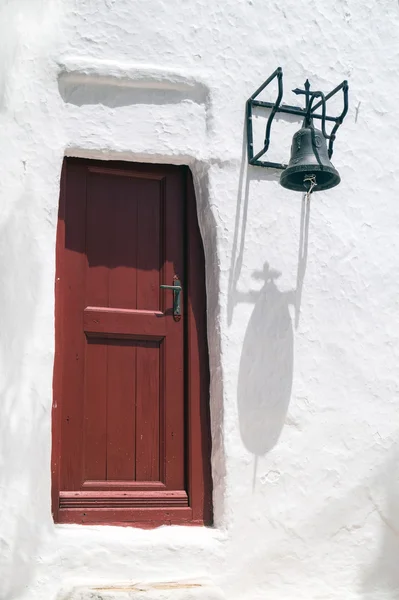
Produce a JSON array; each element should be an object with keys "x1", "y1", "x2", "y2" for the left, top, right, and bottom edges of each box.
[
  {"x1": 135, "y1": 341, "x2": 160, "y2": 481},
  {"x1": 107, "y1": 179, "x2": 138, "y2": 310},
  {"x1": 106, "y1": 340, "x2": 136, "y2": 480},
  {"x1": 136, "y1": 180, "x2": 161, "y2": 312},
  {"x1": 163, "y1": 172, "x2": 185, "y2": 491},
  {"x1": 83, "y1": 338, "x2": 107, "y2": 481},
  {"x1": 60, "y1": 163, "x2": 87, "y2": 492}
]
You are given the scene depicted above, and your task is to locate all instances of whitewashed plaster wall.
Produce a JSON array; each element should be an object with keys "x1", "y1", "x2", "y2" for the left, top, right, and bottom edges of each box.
[{"x1": 0, "y1": 1, "x2": 398, "y2": 600}]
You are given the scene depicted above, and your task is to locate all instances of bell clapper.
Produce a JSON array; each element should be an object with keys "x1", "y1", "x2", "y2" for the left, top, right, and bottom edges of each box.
[{"x1": 303, "y1": 174, "x2": 317, "y2": 201}]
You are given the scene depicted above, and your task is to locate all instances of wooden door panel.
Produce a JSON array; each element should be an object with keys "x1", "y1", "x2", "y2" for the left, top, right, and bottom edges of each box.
[
  {"x1": 53, "y1": 159, "x2": 212, "y2": 526},
  {"x1": 86, "y1": 172, "x2": 163, "y2": 311},
  {"x1": 83, "y1": 337, "x2": 162, "y2": 484}
]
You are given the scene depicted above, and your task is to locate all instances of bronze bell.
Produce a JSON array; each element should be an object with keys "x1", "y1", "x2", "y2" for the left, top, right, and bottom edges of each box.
[{"x1": 280, "y1": 124, "x2": 340, "y2": 192}]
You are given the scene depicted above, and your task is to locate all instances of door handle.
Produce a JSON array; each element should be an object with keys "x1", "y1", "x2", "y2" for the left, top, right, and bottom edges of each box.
[{"x1": 160, "y1": 278, "x2": 182, "y2": 320}]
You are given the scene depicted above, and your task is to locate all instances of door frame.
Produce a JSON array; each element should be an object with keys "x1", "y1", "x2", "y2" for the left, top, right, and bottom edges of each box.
[{"x1": 51, "y1": 158, "x2": 213, "y2": 526}]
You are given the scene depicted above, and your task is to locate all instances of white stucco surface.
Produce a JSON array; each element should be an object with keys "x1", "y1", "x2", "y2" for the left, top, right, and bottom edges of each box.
[{"x1": 0, "y1": 1, "x2": 398, "y2": 599}]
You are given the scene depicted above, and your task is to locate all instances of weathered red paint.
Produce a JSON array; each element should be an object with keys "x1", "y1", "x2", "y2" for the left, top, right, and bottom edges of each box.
[{"x1": 52, "y1": 159, "x2": 212, "y2": 526}]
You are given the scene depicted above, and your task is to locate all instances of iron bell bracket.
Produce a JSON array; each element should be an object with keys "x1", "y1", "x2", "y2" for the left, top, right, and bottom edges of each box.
[{"x1": 246, "y1": 67, "x2": 349, "y2": 169}]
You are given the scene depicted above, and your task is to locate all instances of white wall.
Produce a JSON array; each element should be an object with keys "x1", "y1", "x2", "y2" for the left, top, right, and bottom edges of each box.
[{"x1": 0, "y1": 1, "x2": 398, "y2": 599}]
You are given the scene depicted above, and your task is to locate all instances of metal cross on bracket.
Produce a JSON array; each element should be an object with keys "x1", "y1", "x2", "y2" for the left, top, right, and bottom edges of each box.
[{"x1": 246, "y1": 67, "x2": 349, "y2": 170}]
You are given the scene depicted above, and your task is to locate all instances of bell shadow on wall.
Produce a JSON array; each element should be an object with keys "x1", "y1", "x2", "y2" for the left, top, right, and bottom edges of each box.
[{"x1": 228, "y1": 130, "x2": 310, "y2": 488}]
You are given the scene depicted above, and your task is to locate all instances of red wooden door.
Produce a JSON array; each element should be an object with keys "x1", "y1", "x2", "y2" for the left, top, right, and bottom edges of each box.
[{"x1": 52, "y1": 159, "x2": 212, "y2": 526}]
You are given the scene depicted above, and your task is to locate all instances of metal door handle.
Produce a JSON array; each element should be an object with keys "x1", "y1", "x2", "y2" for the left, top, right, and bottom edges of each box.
[{"x1": 160, "y1": 278, "x2": 182, "y2": 320}]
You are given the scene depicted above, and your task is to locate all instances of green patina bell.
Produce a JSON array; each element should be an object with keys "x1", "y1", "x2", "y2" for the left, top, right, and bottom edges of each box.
[{"x1": 280, "y1": 124, "x2": 341, "y2": 192}]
